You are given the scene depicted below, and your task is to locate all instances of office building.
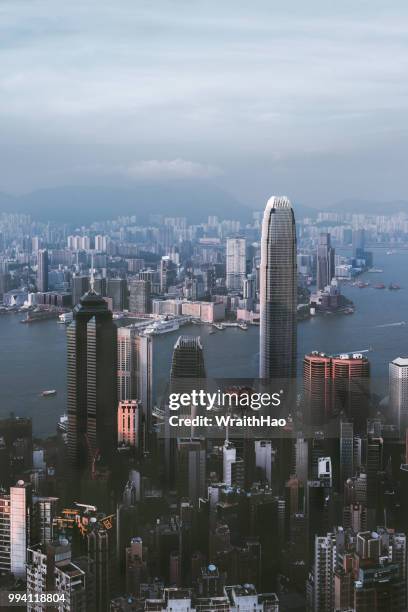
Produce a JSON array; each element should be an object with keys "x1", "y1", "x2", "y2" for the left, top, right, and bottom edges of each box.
[
  {"x1": 71, "y1": 275, "x2": 90, "y2": 307},
  {"x1": 67, "y1": 283, "x2": 117, "y2": 469},
  {"x1": 160, "y1": 256, "x2": 177, "y2": 293},
  {"x1": 170, "y1": 335, "x2": 206, "y2": 392},
  {"x1": 316, "y1": 233, "x2": 335, "y2": 291},
  {"x1": 389, "y1": 357, "x2": 408, "y2": 434},
  {"x1": 107, "y1": 278, "x2": 128, "y2": 311},
  {"x1": 259, "y1": 196, "x2": 297, "y2": 379},
  {"x1": 37, "y1": 249, "x2": 49, "y2": 292},
  {"x1": 118, "y1": 400, "x2": 142, "y2": 449},
  {"x1": 303, "y1": 351, "x2": 370, "y2": 428},
  {"x1": 176, "y1": 438, "x2": 206, "y2": 504},
  {"x1": 340, "y1": 420, "x2": 354, "y2": 484},
  {"x1": 87, "y1": 528, "x2": 112, "y2": 612},
  {"x1": 226, "y1": 237, "x2": 246, "y2": 291},
  {"x1": 255, "y1": 440, "x2": 273, "y2": 486},
  {"x1": 128, "y1": 279, "x2": 151, "y2": 314},
  {"x1": 117, "y1": 326, "x2": 153, "y2": 425}
]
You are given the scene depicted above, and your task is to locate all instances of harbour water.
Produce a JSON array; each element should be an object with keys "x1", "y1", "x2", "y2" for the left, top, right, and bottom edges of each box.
[{"x1": 1, "y1": 248, "x2": 408, "y2": 437}]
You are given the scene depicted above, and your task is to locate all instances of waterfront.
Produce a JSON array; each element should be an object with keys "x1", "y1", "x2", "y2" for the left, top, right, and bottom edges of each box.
[{"x1": 1, "y1": 248, "x2": 408, "y2": 437}]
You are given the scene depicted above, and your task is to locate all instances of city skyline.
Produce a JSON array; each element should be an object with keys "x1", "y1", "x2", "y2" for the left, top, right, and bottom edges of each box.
[
  {"x1": 1, "y1": 204, "x2": 408, "y2": 609},
  {"x1": 0, "y1": 1, "x2": 408, "y2": 606}
]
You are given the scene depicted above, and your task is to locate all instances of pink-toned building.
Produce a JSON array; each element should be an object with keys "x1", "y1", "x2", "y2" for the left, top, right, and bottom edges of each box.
[{"x1": 118, "y1": 400, "x2": 142, "y2": 449}]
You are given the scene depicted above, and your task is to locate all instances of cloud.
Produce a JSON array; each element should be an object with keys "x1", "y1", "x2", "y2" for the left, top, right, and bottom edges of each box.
[{"x1": 121, "y1": 159, "x2": 222, "y2": 181}]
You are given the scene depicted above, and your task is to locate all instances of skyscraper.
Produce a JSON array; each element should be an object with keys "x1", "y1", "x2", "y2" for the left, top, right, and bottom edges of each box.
[
  {"x1": 117, "y1": 400, "x2": 142, "y2": 450},
  {"x1": 37, "y1": 249, "x2": 49, "y2": 292},
  {"x1": 389, "y1": 357, "x2": 408, "y2": 434},
  {"x1": 106, "y1": 278, "x2": 128, "y2": 311},
  {"x1": 170, "y1": 335, "x2": 206, "y2": 389},
  {"x1": 67, "y1": 284, "x2": 117, "y2": 470},
  {"x1": 10, "y1": 480, "x2": 31, "y2": 579},
  {"x1": 128, "y1": 279, "x2": 151, "y2": 314},
  {"x1": 303, "y1": 351, "x2": 370, "y2": 428},
  {"x1": 176, "y1": 438, "x2": 206, "y2": 504},
  {"x1": 0, "y1": 492, "x2": 10, "y2": 574},
  {"x1": 166, "y1": 336, "x2": 206, "y2": 480},
  {"x1": 316, "y1": 233, "x2": 335, "y2": 291},
  {"x1": 340, "y1": 420, "x2": 354, "y2": 484},
  {"x1": 117, "y1": 326, "x2": 153, "y2": 426},
  {"x1": 259, "y1": 196, "x2": 297, "y2": 380},
  {"x1": 226, "y1": 237, "x2": 246, "y2": 291},
  {"x1": 160, "y1": 256, "x2": 177, "y2": 293},
  {"x1": 352, "y1": 228, "x2": 365, "y2": 256},
  {"x1": 312, "y1": 533, "x2": 337, "y2": 612},
  {"x1": 71, "y1": 275, "x2": 90, "y2": 307}
]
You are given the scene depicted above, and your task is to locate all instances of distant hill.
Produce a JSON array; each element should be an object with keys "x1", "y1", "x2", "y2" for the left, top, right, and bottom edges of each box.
[
  {"x1": 331, "y1": 199, "x2": 408, "y2": 215},
  {"x1": 0, "y1": 183, "x2": 317, "y2": 225},
  {"x1": 0, "y1": 182, "x2": 249, "y2": 225}
]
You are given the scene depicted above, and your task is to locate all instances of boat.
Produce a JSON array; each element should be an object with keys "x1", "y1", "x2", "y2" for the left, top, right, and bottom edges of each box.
[
  {"x1": 59, "y1": 312, "x2": 73, "y2": 324},
  {"x1": 357, "y1": 282, "x2": 370, "y2": 288},
  {"x1": 373, "y1": 283, "x2": 386, "y2": 289},
  {"x1": 368, "y1": 269, "x2": 384, "y2": 273},
  {"x1": 42, "y1": 389, "x2": 57, "y2": 397},
  {"x1": 389, "y1": 283, "x2": 401, "y2": 290},
  {"x1": 238, "y1": 323, "x2": 248, "y2": 330},
  {"x1": 144, "y1": 319, "x2": 180, "y2": 335}
]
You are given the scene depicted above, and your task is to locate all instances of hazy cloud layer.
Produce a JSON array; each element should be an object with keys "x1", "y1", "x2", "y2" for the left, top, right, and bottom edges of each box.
[{"x1": 0, "y1": 0, "x2": 407, "y2": 208}]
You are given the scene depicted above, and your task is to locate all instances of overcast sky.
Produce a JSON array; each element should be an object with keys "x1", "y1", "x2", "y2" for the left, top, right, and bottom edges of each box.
[{"x1": 1, "y1": 0, "x2": 407, "y2": 208}]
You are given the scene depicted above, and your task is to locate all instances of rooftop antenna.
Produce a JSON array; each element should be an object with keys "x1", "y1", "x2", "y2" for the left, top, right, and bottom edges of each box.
[{"x1": 90, "y1": 253, "x2": 95, "y2": 293}]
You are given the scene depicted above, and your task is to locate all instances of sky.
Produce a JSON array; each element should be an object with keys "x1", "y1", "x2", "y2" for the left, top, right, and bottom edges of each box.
[{"x1": 0, "y1": 0, "x2": 407, "y2": 209}]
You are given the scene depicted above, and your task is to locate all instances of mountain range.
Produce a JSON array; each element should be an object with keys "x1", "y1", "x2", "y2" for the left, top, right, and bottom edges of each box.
[{"x1": 0, "y1": 182, "x2": 316, "y2": 225}]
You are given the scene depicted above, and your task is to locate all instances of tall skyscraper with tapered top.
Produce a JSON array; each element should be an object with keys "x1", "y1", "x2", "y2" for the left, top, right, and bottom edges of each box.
[
  {"x1": 67, "y1": 278, "x2": 117, "y2": 470},
  {"x1": 259, "y1": 196, "x2": 297, "y2": 380}
]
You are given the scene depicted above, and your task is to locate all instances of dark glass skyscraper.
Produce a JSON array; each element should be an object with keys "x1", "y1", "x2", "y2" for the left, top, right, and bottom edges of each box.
[
  {"x1": 170, "y1": 335, "x2": 206, "y2": 392},
  {"x1": 259, "y1": 196, "x2": 297, "y2": 380},
  {"x1": 67, "y1": 287, "x2": 117, "y2": 470}
]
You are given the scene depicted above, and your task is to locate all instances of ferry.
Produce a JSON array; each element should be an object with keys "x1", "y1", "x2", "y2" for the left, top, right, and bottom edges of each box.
[
  {"x1": 42, "y1": 389, "x2": 57, "y2": 397},
  {"x1": 373, "y1": 283, "x2": 386, "y2": 289},
  {"x1": 144, "y1": 319, "x2": 180, "y2": 335}
]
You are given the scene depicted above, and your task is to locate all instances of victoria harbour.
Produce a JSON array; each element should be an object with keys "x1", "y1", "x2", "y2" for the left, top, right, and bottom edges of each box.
[{"x1": 2, "y1": 247, "x2": 407, "y2": 437}]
